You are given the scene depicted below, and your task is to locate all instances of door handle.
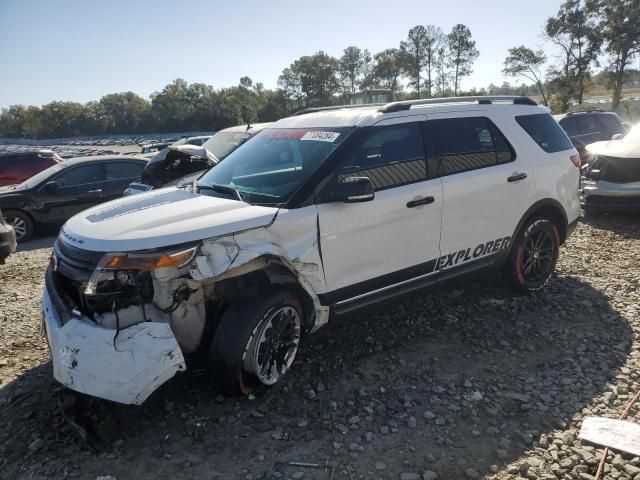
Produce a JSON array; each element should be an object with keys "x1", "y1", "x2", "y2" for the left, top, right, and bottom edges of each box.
[
  {"x1": 507, "y1": 172, "x2": 527, "y2": 182},
  {"x1": 406, "y1": 196, "x2": 435, "y2": 208},
  {"x1": 88, "y1": 189, "x2": 103, "y2": 193}
]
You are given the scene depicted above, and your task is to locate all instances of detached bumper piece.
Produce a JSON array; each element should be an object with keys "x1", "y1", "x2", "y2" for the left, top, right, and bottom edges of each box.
[{"x1": 42, "y1": 270, "x2": 186, "y2": 405}]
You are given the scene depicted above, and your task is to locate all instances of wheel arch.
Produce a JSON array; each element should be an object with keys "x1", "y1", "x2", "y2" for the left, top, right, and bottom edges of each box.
[
  {"x1": 209, "y1": 254, "x2": 323, "y2": 334},
  {"x1": 510, "y1": 199, "x2": 569, "y2": 251}
]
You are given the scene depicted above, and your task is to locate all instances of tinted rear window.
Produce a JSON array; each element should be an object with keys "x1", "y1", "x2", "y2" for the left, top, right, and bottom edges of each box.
[{"x1": 516, "y1": 113, "x2": 573, "y2": 153}]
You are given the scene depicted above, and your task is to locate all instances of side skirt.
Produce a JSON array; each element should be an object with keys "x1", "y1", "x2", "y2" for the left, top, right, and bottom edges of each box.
[{"x1": 329, "y1": 255, "x2": 500, "y2": 317}]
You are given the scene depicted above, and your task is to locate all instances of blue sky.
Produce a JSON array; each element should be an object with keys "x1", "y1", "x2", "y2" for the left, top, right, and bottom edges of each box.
[{"x1": 0, "y1": 0, "x2": 566, "y2": 109}]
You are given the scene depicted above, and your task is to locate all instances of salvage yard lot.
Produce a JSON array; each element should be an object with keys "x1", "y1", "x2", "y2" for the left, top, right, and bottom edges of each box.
[{"x1": 1, "y1": 214, "x2": 639, "y2": 480}]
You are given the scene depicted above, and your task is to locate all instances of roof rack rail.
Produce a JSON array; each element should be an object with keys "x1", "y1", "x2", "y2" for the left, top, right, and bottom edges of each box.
[
  {"x1": 379, "y1": 96, "x2": 537, "y2": 113},
  {"x1": 565, "y1": 109, "x2": 608, "y2": 116},
  {"x1": 293, "y1": 103, "x2": 385, "y2": 116}
]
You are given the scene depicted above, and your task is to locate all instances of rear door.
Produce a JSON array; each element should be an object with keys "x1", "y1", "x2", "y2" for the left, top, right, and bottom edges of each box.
[
  {"x1": 425, "y1": 113, "x2": 535, "y2": 273},
  {"x1": 103, "y1": 161, "x2": 146, "y2": 200},
  {"x1": 316, "y1": 116, "x2": 444, "y2": 305}
]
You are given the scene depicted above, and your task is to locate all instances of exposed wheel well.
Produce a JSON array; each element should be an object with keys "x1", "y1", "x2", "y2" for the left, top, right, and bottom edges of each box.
[{"x1": 209, "y1": 259, "x2": 316, "y2": 333}]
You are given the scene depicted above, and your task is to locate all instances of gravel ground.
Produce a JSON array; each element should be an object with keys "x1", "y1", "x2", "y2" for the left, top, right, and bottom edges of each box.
[{"x1": 1, "y1": 213, "x2": 640, "y2": 480}]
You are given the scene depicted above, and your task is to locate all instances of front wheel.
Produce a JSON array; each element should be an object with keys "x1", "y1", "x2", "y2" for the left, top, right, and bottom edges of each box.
[
  {"x1": 209, "y1": 290, "x2": 304, "y2": 395},
  {"x1": 503, "y1": 217, "x2": 560, "y2": 293},
  {"x1": 4, "y1": 210, "x2": 35, "y2": 242}
]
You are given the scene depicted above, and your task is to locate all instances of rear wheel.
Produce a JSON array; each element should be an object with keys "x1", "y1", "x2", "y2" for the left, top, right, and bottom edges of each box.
[
  {"x1": 503, "y1": 217, "x2": 560, "y2": 293},
  {"x1": 4, "y1": 210, "x2": 34, "y2": 242},
  {"x1": 208, "y1": 290, "x2": 303, "y2": 395}
]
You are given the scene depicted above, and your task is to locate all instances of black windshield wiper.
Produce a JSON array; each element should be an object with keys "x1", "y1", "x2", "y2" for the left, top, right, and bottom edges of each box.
[{"x1": 195, "y1": 182, "x2": 243, "y2": 201}]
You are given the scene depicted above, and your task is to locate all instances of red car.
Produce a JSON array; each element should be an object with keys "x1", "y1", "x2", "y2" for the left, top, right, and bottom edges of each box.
[{"x1": 0, "y1": 150, "x2": 63, "y2": 187}]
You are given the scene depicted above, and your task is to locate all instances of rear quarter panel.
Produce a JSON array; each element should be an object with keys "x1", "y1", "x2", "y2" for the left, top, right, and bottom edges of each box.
[{"x1": 508, "y1": 115, "x2": 580, "y2": 226}]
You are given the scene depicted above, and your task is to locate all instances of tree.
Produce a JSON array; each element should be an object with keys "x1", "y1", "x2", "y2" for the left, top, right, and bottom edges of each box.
[
  {"x1": 586, "y1": 0, "x2": 640, "y2": 108},
  {"x1": 447, "y1": 24, "x2": 479, "y2": 95},
  {"x1": 435, "y1": 44, "x2": 451, "y2": 96},
  {"x1": 277, "y1": 67, "x2": 303, "y2": 110},
  {"x1": 401, "y1": 26, "x2": 429, "y2": 96},
  {"x1": 546, "y1": 0, "x2": 602, "y2": 105},
  {"x1": 99, "y1": 92, "x2": 150, "y2": 134},
  {"x1": 281, "y1": 52, "x2": 340, "y2": 107},
  {"x1": 368, "y1": 48, "x2": 406, "y2": 95},
  {"x1": 503, "y1": 46, "x2": 549, "y2": 105},
  {"x1": 423, "y1": 25, "x2": 445, "y2": 97},
  {"x1": 339, "y1": 46, "x2": 370, "y2": 94}
]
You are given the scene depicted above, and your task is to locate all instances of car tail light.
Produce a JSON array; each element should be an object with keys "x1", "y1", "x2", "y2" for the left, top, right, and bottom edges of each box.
[{"x1": 570, "y1": 154, "x2": 581, "y2": 168}]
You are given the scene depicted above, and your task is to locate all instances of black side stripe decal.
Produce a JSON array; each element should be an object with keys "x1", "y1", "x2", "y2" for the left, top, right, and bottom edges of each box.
[{"x1": 318, "y1": 235, "x2": 511, "y2": 306}]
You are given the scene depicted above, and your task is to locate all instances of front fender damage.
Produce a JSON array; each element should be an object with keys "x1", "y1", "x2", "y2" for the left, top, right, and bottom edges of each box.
[
  {"x1": 44, "y1": 219, "x2": 327, "y2": 405},
  {"x1": 192, "y1": 224, "x2": 329, "y2": 331}
]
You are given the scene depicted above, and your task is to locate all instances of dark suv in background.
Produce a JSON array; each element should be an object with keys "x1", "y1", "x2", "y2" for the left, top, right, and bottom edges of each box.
[
  {"x1": 0, "y1": 150, "x2": 63, "y2": 187},
  {"x1": 556, "y1": 111, "x2": 629, "y2": 156}
]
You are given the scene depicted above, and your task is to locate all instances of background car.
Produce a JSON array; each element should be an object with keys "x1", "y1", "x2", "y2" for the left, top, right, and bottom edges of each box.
[
  {"x1": 0, "y1": 209, "x2": 17, "y2": 264},
  {"x1": 556, "y1": 110, "x2": 629, "y2": 156},
  {"x1": 124, "y1": 124, "x2": 269, "y2": 195},
  {"x1": 582, "y1": 122, "x2": 640, "y2": 211},
  {"x1": 0, "y1": 155, "x2": 147, "y2": 241},
  {"x1": 0, "y1": 150, "x2": 64, "y2": 187}
]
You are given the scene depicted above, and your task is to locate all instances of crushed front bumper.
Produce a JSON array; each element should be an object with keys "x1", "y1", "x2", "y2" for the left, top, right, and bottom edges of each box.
[
  {"x1": 583, "y1": 180, "x2": 640, "y2": 211},
  {"x1": 42, "y1": 273, "x2": 186, "y2": 405}
]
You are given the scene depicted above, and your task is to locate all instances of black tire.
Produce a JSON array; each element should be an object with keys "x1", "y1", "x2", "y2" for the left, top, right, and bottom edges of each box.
[
  {"x1": 208, "y1": 290, "x2": 304, "y2": 396},
  {"x1": 503, "y1": 217, "x2": 560, "y2": 293},
  {"x1": 4, "y1": 209, "x2": 35, "y2": 242}
]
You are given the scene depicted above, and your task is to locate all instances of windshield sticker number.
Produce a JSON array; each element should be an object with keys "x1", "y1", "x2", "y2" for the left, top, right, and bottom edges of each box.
[{"x1": 301, "y1": 131, "x2": 341, "y2": 142}]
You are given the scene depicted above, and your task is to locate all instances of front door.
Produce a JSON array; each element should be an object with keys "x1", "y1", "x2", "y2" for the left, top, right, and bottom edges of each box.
[
  {"x1": 40, "y1": 162, "x2": 108, "y2": 223},
  {"x1": 316, "y1": 117, "x2": 443, "y2": 305}
]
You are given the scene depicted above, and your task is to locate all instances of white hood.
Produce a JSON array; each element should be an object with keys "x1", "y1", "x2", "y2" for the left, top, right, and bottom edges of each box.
[
  {"x1": 586, "y1": 139, "x2": 640, "y2": 158},
  {"x1": 62, "y1": 188, "x2": 278, "y2": 252}
]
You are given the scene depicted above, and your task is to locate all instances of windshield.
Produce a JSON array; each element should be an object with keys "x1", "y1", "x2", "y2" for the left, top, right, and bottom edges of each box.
[
  {"x1": 198, "y1": 127, "x2": 351, "y2": 205},
  {"x1": 21, "y1": 164, "x2": 64, "y2": 188},
  {"x1": 623, "y1": 123, "x2": 640, "y2": 142},
  {"x1": 203, "y1": 130, "x2": 253, "y2": 161}
]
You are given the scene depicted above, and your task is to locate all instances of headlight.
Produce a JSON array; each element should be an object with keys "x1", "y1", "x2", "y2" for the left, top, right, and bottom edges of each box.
[{"x1": 84, "y1": 246, "x2": 198, "y2": 295}]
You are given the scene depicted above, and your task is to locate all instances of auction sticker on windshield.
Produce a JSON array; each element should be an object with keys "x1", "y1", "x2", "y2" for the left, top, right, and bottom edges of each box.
[{"x1": 301, "y1": 131, "x2": 341, "y2": 142}]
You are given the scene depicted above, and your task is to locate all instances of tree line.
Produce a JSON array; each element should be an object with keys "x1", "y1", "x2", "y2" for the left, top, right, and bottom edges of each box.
[
  {"x1": 0, "y1": 23, "x2": 481, "y2": 139},
  {"x1": 2, "y1": 0, "x2": 639, "y2": 139},
  {"x1": 503, "y1": 0, "x2": 640, "y2": 111}
]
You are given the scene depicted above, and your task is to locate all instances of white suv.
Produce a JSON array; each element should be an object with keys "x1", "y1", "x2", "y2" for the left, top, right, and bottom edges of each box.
[{"x1": 42, "y1": 96, "x2": 580, "y2": 404}]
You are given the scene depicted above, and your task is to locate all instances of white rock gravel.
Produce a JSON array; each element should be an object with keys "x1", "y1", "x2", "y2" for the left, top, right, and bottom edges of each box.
[{"x1": 0, "y1": 213, "x2": 640, "y2": 480}]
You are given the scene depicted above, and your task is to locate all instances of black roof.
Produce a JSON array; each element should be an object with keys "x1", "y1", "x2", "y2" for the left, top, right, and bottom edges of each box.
[{"x1": 60, "y1": 155, "x2": 148, "y2": 167}]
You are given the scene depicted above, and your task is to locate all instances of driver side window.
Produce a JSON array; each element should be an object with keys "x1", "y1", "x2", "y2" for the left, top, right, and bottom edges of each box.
[{"x1": 336, "y1": 123, "x2": 427, "y2": 191}]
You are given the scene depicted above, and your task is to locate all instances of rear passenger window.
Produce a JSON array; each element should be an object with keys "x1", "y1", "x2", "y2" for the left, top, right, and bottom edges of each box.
[
  {"x1": 559, "y1": 117, "x2": 577, "y2": 136},
  {"x1": 599, "y1": 114, "x2": 623, "y2": 132},
  {"x1": 106, "y1": 161, "x2": 144, "y2": 180},
  {"x1": 428, "y1": 117, "x2": 514, "y2": 175},
  {"x1": 576, "y1": 115, "x2": 600, "y2": 134},
  {"x1": 516, "y1": 113, "x2": 574, "y2": 153},
  {"x1": 337, "y1": 123, "x2": 427, "y2": 190}
]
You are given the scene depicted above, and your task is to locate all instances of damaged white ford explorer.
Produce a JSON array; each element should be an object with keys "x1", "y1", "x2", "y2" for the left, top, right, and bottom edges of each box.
[{"x1": 43, "y1": 96, "x2": 581, "y2": 404}]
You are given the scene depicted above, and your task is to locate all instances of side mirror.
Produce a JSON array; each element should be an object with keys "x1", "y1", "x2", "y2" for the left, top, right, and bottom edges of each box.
[
  {"x1": 320, "y1": 176, "x2": 375, "y2": 203},
  {"x1": 612, "y1": 133, "x2": 623, "y2": 140},
  {"x1": 44, "y1": 181, "x2": 59, "y2": 193}
]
